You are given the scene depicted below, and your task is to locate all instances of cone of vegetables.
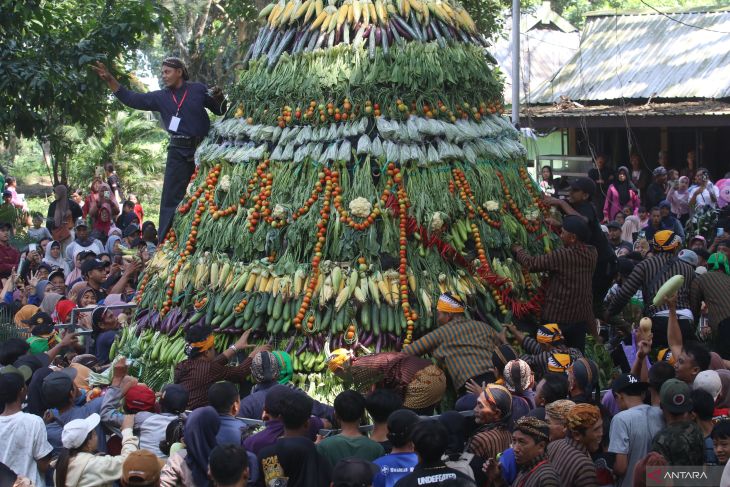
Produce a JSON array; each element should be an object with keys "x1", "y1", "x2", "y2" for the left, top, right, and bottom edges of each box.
[{"x1": 119, "y1": 0, "x2": 561, "y2": 400}]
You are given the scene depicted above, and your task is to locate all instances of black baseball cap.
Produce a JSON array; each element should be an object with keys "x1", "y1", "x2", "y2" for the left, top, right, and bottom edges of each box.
[
  {"x1": 42, "y1": 368, "x2": 78, "y2": 408},
  {"x1": 562, "y1": 215, "x2": 591, "y2": 243},
  {"x1": 331, "y1": 458, "x2": 379, "y2": 487},
  {"x1": 160, "y1": 384, "x2": 189, "y2": 413},
  {"x1": 387, "y1": 409, "x2": 420, "y2": 444},
  {"x1": 612, "y1": 373, "x2": 649, "y2": 395},
  {"x1": 81, "y1": 258, "x2": 110, "y2": 275},
  {"x1": 570, "y1": 177, "x2": 596, "y2": 197},
  {"x1": 123, "y1": 224, "x2": 140, "y2": 238}
]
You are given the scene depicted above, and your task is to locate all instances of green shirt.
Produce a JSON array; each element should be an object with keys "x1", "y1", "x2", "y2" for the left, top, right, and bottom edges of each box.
[
  {"x1": 651, "y1": 420, "x2": 704, "y2": 466},
  {"x1": 316, "y1": 434, "x2": 384, "y2": 467}
]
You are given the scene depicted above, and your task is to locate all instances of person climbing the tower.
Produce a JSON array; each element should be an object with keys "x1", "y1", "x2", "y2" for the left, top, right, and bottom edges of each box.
[{"x1": 92, "y1": 57, "x2": 227, "y2": 241}]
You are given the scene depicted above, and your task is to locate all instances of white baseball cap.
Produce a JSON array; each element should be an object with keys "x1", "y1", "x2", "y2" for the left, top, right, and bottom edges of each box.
[
  {"x1": 693, "y1": 370, "x2": 722, "y2": 401},
  {"x1": 62, "y1": 413, "x2": 101, "y2": 449}
]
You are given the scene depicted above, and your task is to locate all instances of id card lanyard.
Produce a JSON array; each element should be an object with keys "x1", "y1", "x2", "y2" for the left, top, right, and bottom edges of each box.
[{"x1": 169, "y1": 87, "x2": 188, "y2": 132}]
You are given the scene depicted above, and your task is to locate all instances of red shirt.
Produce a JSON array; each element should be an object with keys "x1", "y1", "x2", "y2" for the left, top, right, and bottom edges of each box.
[{"x1": 0, "y1": 241, "x2": 20, "y2": 278}]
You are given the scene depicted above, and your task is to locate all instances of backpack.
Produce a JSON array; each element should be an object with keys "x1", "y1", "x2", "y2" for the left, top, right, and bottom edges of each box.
[{"x1": 442, "y1": 452, "x2": 476, "y2": 480}]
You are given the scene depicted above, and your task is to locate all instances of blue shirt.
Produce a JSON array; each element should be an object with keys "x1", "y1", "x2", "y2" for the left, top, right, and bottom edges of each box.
[
  {"x1": 46, "y1": 397, "x2": 105, "y2": 454},
  {"x1": 373, "y1": 452, "x2": 419, "y2": 487},
  {"x1": 114, "y1": 82, "x2": 226, "y2": 137},
  {"x1": 215, "y1": 415, "x2": 260, "y2": 484}
]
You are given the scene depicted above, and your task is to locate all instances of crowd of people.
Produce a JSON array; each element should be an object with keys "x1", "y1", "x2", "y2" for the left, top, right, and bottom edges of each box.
[{"x1": 1, "y1": 152, "x2": 730, "y2": 487}]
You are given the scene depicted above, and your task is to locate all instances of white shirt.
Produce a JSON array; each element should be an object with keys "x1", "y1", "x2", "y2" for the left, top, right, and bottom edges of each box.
[
  {"x1": 0, "y1": 411, "x2": 53, "y2": 487},
  {"x1": 689, "y1": 183, "x2": 720, "y2": 209},
  {"x1": 65, "y1": 239, "x2": 105, "y2": 262}
]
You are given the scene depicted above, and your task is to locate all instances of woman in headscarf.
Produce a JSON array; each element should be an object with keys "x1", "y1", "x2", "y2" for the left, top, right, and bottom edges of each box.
[
  {"x1": 40, "y1": 292, "x2": 63, "y2": 318},
  {"x1": 160, "y1": 406, "x2": 220, "y2": 487},
  {"x1": 465, "y1": 384, "x2": 513, "y2": 460},
  {"x1": 65, "y1": 252, "x2": 87, "y2": 287},
  {"x1": 13, "y1": 304, "x2": 38, "y2": 328},
  {"x1": 106, "y1": 232, "x2": 122, "y2": 257},
  {"x1": 87, "y1": 182, "x2": 119, "y2": 244},
  {"x1": 28, "y1": 279, "x2": 49, "y2": 306},
  {"x1": 43, "y1": 240, "x2": 71, "y2": 275},
  {"x1": 621, "y1": 214, "x2": 642, "y2": 243},
  {"x1": 46, "y1": 184, "x2": 82, "y2": 247},
  {"x1": 604, "y1": 166, "x2": 640, "y2": 222}
]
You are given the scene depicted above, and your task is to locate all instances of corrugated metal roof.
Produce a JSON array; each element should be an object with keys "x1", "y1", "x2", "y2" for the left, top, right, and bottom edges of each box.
[
  {"x1": 522, "y1": 100, "x2": 730, "y2": 118},
  {"x1": 530, "y1": 10, "x2": 730, "y2": 103}
]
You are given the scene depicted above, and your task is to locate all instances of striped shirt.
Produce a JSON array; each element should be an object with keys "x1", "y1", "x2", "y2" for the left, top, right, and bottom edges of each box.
[
  {"x1": 465, "y1": 426, "x2": 512, "y2": 460},
  {"x1": 402, "y1": 317, "x2": 500, "y2": 390},
  {"x1": 514, "y1": 244, "x2": 597, "y2": 324},
  {"x1": 513, "y1": 455, "x2": 561, "y2": 487},
  {"x1": 690, "y1": 271, "x2": 730, "y2": 331},
  {"x1": 520, "y1": 336, "x2": 583, "y2": 380},
  {"x1": 348, "y1": 353, "x2": 432, "y2": 396},
  {"x1": 174, "y1": 353, "x2": 253, "y2": 409},
  {"x1": 607, "y1": 253, "x2": 695, "y2": 317},
  {"x1": 546, "y1": 438, "x2": 598, "y2": 487}
]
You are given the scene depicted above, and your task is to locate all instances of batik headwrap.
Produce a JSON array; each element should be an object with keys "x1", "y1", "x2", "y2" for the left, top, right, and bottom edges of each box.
[
  {"x1": 514, "y1": 416, "x2": 550, "y2": 443},
  {"x1": 565, "y1": 403, "x2": 601, "y2": 432},
  {"x1": 537, "y1": 323, "x2": 563, "y2": 344},
  {"x1": 547, "y1": 352, "x2": 573, "y2": 373},
  {"x1": 436, "y1": 293, "x2": 465, "y2": 314}
]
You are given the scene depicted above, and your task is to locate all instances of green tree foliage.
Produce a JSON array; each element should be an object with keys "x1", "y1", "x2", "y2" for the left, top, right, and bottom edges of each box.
[
  {"x1": 66, "y1": 110, "x2": 166, "y2": 197},
  {"x1": 0, "y1": 0, "x2": 169, "y2": 185}
]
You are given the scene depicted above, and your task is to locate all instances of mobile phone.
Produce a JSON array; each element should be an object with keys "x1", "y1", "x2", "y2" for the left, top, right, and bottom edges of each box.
[
  {"x1": 28, "y1": 243, "x2": 37, "y2": 252},
  {"x1": 718, "y1": 228, "x2": 725, "y2": 237},
  {"x1": 104, "y1": 191, "x2": 110, "y2": 198}
]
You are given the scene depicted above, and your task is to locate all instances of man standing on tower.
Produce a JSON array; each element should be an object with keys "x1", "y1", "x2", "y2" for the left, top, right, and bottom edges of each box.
[{"x1": 92, "y1": 58, "x2": 226, "y2": 240}]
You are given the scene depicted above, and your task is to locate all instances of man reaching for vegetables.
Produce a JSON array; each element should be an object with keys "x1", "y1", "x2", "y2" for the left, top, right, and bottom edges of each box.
[{"x1": 92, "y1": 58, "x2": 227, "y2": 241}]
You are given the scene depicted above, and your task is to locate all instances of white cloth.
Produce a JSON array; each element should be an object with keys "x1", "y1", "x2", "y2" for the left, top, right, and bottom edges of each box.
[
  {"x1": 65, "y1": 428, "x2": 138, "y2": 487},
  {"x1": 0, "y1": 411, "x2": 53, "y2": 487},
  {"x1": 65, "y1": 239, "x2": 105, "y2": 263},
  {"x1": 43, "y1": 241, "x2": 72, "y2": 275},
  {"x1": 689, "y1": 183, "x2": 720, "y2": 209}
]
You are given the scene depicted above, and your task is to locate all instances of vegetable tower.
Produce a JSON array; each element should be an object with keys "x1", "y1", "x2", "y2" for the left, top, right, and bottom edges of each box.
[{"x1": 120, "y1": 0, "x2": 558, "y2": 391}]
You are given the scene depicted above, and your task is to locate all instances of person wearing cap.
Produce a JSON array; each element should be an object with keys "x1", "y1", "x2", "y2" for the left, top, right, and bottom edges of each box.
[
  {"x1": 372, "y1": 409, "x2": 420, "y2": 487},
  {"x1": 56, "y1": 412, "x2": 139, "y2": 487},
  {"x1": 546, "y1": 403, "x2": 601, "y2": 486},
  {"x1": 543, "y1": 175, "x2": 618, "y2": 314},
  {"x1": 658, "y1": 200, "x2": 685, "y2": 241},
  {"x1": 65, "y1": 218, "x2": 104, "y2": 264},
  {"x1": 0, "y1": 366, "x2": 53, "y2": 487},
  {"x1": 691, "y1": 252, "x2": 730, "y2": 358},
  {"x1": 0, "y1": 221, "x2": 20, "y2": 279},
  {"x1": 485, "y1": 416, "x2": 560, "y2": 487},
  {"x1": 607, "y1": 229, "x2": 696, "y2": 348},
  {"x1": 317, "y1": 390, "x2": 384, "y2": 466},
  {"x1": 645, "y1": 166, "x2": 669, "y2": 212},
  {"x1": 513, "y1": 214, "x2": 598, "y2": 351},
  {"x1": 208, "y1": 444, "x2": 250, "y2": 487},
  {"x1": 25, "y1": 311, "x2": 60, "y2": 354},
  {"x1": 505, "y1": 323, "x2": 583, "y2": 381},
  {"x1": 650, "y1": 378, "x2": 704, "y2": 465},
  {"x1": 604, "y1": 166, "x2": 639, "y2": 222},
  {"x1": 121, "y1": 450, "x2": 162, "y2": 487},
  {"x1": 327, "y1": 348, "x2": 446, "y2": 414},
  {"x1": 81, "y1": 257, "x2": 111, "y2": 303},
  {"x1": 174, "y1": 326, "x2": 268, "y2": 409},
  {"x1": 606, "y1": 220, "x2": 633, "y2": 256},
  {"x1": 465, "y1": 384, "x2": 512, "y2": 460},
  {"x1": 92, "y1": 59, "x2": 227, "y2": 240},
  {"x1": 402, "y1": 293, "x2": 501, "y2": 394},
  {"x1": 393, "y1": 420, "x2": 472, "y2": 487},
  {"x1": 607, "y1": 373, "x2": 663, "y2": 487}
]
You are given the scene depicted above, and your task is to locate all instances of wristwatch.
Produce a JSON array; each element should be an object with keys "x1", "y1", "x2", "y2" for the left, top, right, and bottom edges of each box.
[{"x1": 228, "y1": 344, "x2": 238, "y2": 353}]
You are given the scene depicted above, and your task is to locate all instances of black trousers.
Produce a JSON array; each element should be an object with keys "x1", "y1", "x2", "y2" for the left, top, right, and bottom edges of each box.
[
  {"x1": 716, "y1": 317, "x2": 730, "y2": 359},
  {"x1": 159, "y1": 145, "x2": 196, "y2": 240},
  {"x1": 648, "y1": 315, "x2": 695, "y2": 350},
  {"x1": 555, "y1": 321, "x2": 588, "y2": 352}
]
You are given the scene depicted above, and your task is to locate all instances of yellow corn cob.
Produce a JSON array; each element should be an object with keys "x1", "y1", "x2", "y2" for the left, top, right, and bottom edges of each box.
[
  {"x1": 359, "y1": 276, "x2": 369, "y2": 300},
  {"x1": 408, "y1": 271, "x2": 417, "y2": 292},
  {"x1": 390, "y1": 278, "x2": 400, "y2": 306},
  {"x1": 335, "y1": 286, "x2": 351, "y2": 311},
  {"x1": 315, "y1": 0, "x2": 324, "y2": 15},
  {"x1": 264, "y1": 275, "x2": 276, "y2": 293},
  {"x1": 278, "y1": 0, "x2": 296, "y2": 25},
  {"x1": 331, "y1": 266, "x2": 343, "y2": 292},
  {"x1": 293, "y1": 269, "x2": 306, "y2": 295},
  {"x1": 259, "y1": 3, "x2": 276, "y2": 19},
  {"x1": 244, "y1": 268, "x2": 259, "y2": 292},
  {"x1": 336, "y1": 2, "x2": 349, "y2": 29},
  {"x1": 368, "y1": 276, "x2": 381, "y2": 305},
  {"x1": 353, "y1": 0, "x2": 362, "y2": 22},
  {"x1": 375, "y1": 0, "x2": 387, "y2": 23},
  {"x1": 386, "y1": 2, "x2": 397, "y2": 15},
  {"x1": 362, "y1": 0, "x2": 370, "y2": 25},
  {"x1": 272, "y1": 277, "x2": 282, "y2": 297},
  {"x1": 257, "y1": 270, "x2": 271, "y2": 292},
  {"x1": 347, "y1": 1, "x2": 354, "y2": 23},
  {"x1": 315, "y1": 272, "x2": 325, "y2": 295},
  {"x1": 269, "y1": 1, "x2": 285, "y2": 24},
  {"x1": 304, "y1": 0, "x2": 317, "y2": 22},
  {"x1": 353, "y1": 287, "x2": 367, "y2": 304},
  {"x1": 421, "y1": 289, "x2": 432, "y2": 315},
  {"x1": 377, "y1": 273, "x2": 391, "y2": 305},
  {"x1": 310, "y1": 9, "x2": 328, "y2": 30},
  {"x1": 368, "y1": 2, "x2": 377, "y2": 23},
  {"x1": 322, "y1": 275, "x2": 334, "y2": 303},
  {"x1": 422, "y1": 1, "x2": 430, "y2": 22},
  {"x1": 327, "y1": 11, "x2": 338, "y2": 31},
  {"x1": 409, "y1": 0, "x2": 423, "y2": 13},
  {"x1": 293, "y1": 0, "x2": 310, "y2": 20}
]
